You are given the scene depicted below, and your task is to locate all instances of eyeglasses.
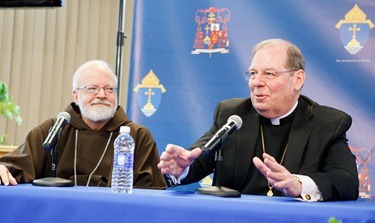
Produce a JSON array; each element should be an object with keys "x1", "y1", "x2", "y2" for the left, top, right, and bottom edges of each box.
[
  {"x1": 76, "y1": 85, "x2": 118, "y2": 94},
  {"x1": 244, "y1": 70, "x2": 297, "y2": 81}
]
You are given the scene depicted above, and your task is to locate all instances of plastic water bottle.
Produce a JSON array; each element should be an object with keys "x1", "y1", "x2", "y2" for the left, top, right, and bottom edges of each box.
[{"x1": 111, "y1": 126, "x2": 135, "y2": 194}]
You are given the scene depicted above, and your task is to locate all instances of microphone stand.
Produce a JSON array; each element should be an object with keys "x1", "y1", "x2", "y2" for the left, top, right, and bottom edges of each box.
[
  {"x1": 115, "y1": 0, "x2": 128, "y2": 103},
  {"x1": 32, "y1": 129, "x2": 74, "y2": 187},
  {"x1": 195, "y1": 143, "x2": 241, "y2": 197}
]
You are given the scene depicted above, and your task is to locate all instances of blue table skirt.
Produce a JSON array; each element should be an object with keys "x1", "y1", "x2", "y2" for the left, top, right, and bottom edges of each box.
[{"x1": 1, "y1": 184, "x2": 374, "y2": 223}]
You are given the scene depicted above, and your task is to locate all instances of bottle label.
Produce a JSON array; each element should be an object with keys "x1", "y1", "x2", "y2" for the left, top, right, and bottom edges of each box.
[{"x1": 117, "y1": 155, "x2": 125, "y2": 165}]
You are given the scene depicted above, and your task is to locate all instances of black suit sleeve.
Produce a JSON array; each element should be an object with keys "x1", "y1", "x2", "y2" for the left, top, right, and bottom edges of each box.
[{"x1": 306, "y1": 113, "x2": 359, "y2": 201}]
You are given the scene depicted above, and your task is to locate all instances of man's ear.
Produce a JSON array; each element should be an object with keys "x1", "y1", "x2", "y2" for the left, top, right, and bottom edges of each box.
[
  {"x1": 72, "y1": 91, "x2": 79, "y2": 104},
  {"x1": 294, "y1": 69, "x2": 305, "y2": 90}
]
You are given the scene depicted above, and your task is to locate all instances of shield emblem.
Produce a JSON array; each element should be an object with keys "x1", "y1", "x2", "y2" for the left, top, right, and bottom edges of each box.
[
  {"x1": 136, "y1": 87, "x2": 163, "y2": 117},
  {"x1": 133, "y1": 70, "x2": 166, "y2": 117},
  {"x1": 339, "y1": 23, "x2": 369, "y2": 54},
  {"x1": 336, "y1": 4, "x2": 374, "y2": 55}
]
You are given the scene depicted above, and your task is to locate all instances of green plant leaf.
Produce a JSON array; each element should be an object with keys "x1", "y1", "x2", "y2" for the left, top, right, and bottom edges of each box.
[
  {"x1": 0, "y1": 135, "x2": 7, "y2": 144},
  {"x1": 328, "y1": 217, "x2": 342, "y2": 223},
  {"x1": 0, "y1": 81, "x2": 22, "y2": 145}
]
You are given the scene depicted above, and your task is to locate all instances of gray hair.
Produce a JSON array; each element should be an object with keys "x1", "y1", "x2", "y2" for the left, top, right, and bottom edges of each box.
[
  {"x1": 72, "y1": 60, "x2": 118, "y2": 90},
  {"x1": 252, "y1": 39, "x2": 305, "y2": 71}
]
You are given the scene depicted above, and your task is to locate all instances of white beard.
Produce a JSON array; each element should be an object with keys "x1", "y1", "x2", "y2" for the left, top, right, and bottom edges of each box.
[{"x1": 79, "y1": 99, "x2": 117, "y2": 122}]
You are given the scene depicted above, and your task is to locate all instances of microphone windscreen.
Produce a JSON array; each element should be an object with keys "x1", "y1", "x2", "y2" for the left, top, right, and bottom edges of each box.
[
  {"x1": 228, "y1": 115, "x2": 243, "y2": 130},
  {"x1": 57, "y1": 111, "x2": 71, "y2": 123}
]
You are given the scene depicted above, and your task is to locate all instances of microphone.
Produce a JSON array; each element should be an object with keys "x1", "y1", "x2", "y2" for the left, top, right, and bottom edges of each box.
[
  {"x1": 42, "y1": 111, "x2": 71, "y2": 152},
  {"x1": 201, "y1": 115, "x2": 243, "y2": 156}
]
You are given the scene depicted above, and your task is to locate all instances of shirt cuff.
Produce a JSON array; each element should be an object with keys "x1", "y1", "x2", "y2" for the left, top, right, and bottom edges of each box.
[
  {"x1": 294, "y1": 174, "x2": 323, "y2": 202},
  {"x1": 166, "y1": 166, "x2": 190, "y2": 185}
]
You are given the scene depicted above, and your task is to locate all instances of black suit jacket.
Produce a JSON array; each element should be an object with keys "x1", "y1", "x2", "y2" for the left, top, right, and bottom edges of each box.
[{"x1": 183, "y1": 95, "x2": 359, "y2": 201}]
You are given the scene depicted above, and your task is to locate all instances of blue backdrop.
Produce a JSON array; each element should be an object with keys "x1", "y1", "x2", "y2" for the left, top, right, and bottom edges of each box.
[{"x1": 127, "y1": 0, "x2": 375, "y2": 195}]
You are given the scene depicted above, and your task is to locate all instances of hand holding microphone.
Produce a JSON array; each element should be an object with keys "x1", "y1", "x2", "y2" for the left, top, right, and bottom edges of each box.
[{"x1": 42, "y1": 111, "x2": 71, "y2": 152}]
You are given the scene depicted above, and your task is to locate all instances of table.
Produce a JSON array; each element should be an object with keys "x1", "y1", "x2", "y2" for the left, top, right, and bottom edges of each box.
[
  {"x1": 0, "y1": 145, "x2": 17, "y2": 157},
  {"x1": 1, "y1": 184, "x2": 374, "y2": 223}
]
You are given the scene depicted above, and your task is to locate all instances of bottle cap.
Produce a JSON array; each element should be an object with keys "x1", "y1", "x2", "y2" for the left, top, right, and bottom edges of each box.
[{"x1": 120, "y1": 126, "x2": 130, "y2": 133}]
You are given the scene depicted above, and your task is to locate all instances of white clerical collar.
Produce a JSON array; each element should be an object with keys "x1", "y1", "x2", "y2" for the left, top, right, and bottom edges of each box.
[{"x1": 270, "y1": 101, "x2": 299, "y2": 125}]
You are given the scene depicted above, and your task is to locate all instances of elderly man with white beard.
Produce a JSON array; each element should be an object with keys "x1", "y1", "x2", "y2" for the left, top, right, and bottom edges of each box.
[{"x1": 0, "y1": 60, "x2": 166, "y2": 189}]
